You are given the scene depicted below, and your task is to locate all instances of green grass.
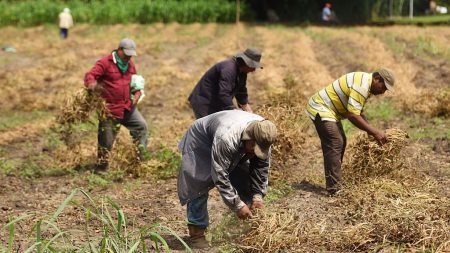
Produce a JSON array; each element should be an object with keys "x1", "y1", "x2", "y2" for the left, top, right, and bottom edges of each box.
[
  {"x1": 87, "y1": 174, "x2": 111, "y2": 189},
  {"x1": 0, "y1": 110, "x2": 52, "y2": 131},
  {"x1": 265, "y1": 180, "x2": 294, "y2": 203},
  {"x1": 364, "y1": 99, "x2": 401, "y2": 122},
  {"x1": 406, "y1": 116, "x2": 450, "y2": 140},
  {"x1": 389, "y1": 14, "x2": 450, "y2": 24},
  {"x1": 142, "y1": 145, "x2": 181, "y2": 179}
]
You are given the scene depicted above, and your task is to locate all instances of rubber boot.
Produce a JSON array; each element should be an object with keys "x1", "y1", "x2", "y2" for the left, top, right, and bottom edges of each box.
[{"x1": 188, "y1": 225, "x2": 210, "y2": 249}]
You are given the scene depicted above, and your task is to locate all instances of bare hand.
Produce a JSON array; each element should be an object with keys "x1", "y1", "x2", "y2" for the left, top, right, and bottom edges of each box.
[
  {"x1": 373, "y1": 131, "x2": 387, "y2": 145},
  {"x1": 250, "y1": 200, "x2": 264, "y2": 209},
  {"x1": 237, "y1": 204, "x2": 252, "y2": 219},
  {"x1": 86, "y1": 82, "x2": 97, "y2": 90},
  {"x1": 132, "y1": 96, "x2": 139, "y2": 106}
]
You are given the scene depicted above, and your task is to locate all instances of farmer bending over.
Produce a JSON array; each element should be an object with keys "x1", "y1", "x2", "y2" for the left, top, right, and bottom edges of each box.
[
  {"x1": 84, "y1": 38, "x2": 148, "y2": 173},
  {"x1": 177, "y1": 110, "x2": 277, "y2": 248},
  {"x1": 306, "y1": 68, "x2": 395, "y2": 195},
  {"x1": 188, "y1": 48, "x2": 263, "y2": 119}
]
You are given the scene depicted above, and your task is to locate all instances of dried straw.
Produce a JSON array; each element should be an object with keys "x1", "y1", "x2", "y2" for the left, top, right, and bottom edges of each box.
[
  {"x1": 342, "y1": 128, "x2": 409, "y2": 184},
  {"x1": 53, "y1": 88, "x2": 110, "y2": 146},
  {"x1": 405, "y1": 87, "x2": 450, "y2": 118},
  {"x1": 257, "y1": 103, "x2": 309, "y2": 163},
  {"x1": 56, "y1": 88, "x2": 109, "y2": 127}
]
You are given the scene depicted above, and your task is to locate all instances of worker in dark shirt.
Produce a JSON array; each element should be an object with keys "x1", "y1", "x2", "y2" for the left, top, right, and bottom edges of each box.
[{"x1": 188, "y1": 48, "x2": 263, "y2": 119}]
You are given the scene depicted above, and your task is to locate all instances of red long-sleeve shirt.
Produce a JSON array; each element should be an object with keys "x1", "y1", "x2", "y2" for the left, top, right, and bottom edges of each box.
[{"x1": 84, "y1": 52, "x2": 141, "y2": 119}]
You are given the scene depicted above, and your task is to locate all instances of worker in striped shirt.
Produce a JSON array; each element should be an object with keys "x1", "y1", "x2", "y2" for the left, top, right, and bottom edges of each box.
[{"x1": 305, "y1": 68, "x2": 395, "y2": 195}]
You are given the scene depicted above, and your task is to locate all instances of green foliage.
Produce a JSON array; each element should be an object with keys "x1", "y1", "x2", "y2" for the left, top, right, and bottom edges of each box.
[
  {"x1": 265, "y1": 180, "x2": 294, "y2": 203},
  {"x1": 0, "y1": 158, "x2": 16, "y2": 176},
  {"x1": 388, "y1": 14, "x2": 450, "y2": 24},
  {"x1": 0, "y1": 0, "x2": 242, "y2": 27},
  {"x1": 0, "y1": 188, "x2": 190, "y2": 252},
  {"x1": 333, "y1": 0, "x2": 374, "y2": 23},
  {"x1": 141, "y1": 145, "x2": 181, "y2": 179},
  {"x1": 87, "y1": 174, "x2": 110, "y2": 189},
  {"x1": 407, "y1": 116, "x2": 450, "y2": 140},
  {"x1": 364, "y1": 99, "x2": 400, "y2": 122}
]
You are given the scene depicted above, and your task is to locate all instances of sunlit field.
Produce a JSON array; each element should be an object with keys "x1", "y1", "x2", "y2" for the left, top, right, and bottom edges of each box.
[{"x1": 1, "y1": 23, "x2": 449, "y2": 252}]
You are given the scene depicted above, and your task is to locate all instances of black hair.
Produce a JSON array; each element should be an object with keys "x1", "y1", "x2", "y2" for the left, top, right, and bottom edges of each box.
[{"x1": 372, "y1": 72, "x2": 384, "y2": 82}]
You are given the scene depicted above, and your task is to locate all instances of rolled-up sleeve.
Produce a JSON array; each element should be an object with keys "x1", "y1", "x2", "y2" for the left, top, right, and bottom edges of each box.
[
  {"x1": 210, "y1": 137, "x2": 245, "y2": 211},
  {"x1": 84, "y1": 59, "x2": 106, "y2": 86}
]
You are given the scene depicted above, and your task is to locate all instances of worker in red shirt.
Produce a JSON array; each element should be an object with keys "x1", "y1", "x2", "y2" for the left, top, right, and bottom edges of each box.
[{"x1": 84, "y1": 38, "x2": 148, "y2": 172}]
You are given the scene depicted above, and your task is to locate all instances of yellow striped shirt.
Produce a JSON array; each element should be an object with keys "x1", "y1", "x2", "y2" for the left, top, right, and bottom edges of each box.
[{"x1": 305, "y1": 72, "x2": 372, "y2": 121}]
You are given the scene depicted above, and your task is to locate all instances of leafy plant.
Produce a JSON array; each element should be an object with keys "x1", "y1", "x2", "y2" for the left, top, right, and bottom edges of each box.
[{"x1": 0, "y1": 188, "x2": 191, "y2": 252}]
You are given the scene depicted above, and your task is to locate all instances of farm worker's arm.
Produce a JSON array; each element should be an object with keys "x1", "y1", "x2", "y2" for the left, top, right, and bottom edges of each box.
[
  {"x1": 217, "y1": 65, "x2": 238, "y2": 110},
  {"x1": 84, "y1": 59, "x2": 106, "y2": 90},
  {"x1": 248, "y1": 155, "x2": 270, "y2": 209},
  {"x1": 132, "y1": 91, "x2": 142, "y2": 106},
  {"x1": 210, "y1": 137, "x2": 252, "y2": 219},
  {"x1": 346, "y1": 84, "x2": 387, "y2": 145},
  {"x1": 347, "y1": 113, "x2": 387, "y2": 145},
  {"x1": 235, "y1": 74, "x2": 253, "y2": 113}
]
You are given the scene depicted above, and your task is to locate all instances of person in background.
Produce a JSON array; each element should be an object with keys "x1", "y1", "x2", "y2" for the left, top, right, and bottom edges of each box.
[
  {"x1": 177, "y1": 110, "x2": 277, "y2": 248},
  {"x1": 58, "y1": 7, "x2": 73, "y2": 39},
  {"x1": 305, "y1": 68, "x2": 395, "y2": 195},
  {"x1": 84, "y1": 38, "x2": 148, "y2": 173},
  {"x1": 188, "y1": 48, "x2": 263, "y2": 119},
  {"x1": 322, "y1": 3, "x2": 332, "y2": 22}
]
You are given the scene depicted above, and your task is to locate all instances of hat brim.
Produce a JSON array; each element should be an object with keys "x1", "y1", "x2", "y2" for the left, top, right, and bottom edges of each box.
[
  {"x1": 124, "y1": 48, "x2": 137, "y2": 56},
  {"x1": 236, "y1": 53, "x2": 263, "y2": 69},
  {"x1": 254, "y1": 144, "x2": 270, "y2": 160},
  {"x1": 384, "y1": 81, "x2": 393, "y2": 91},
  {"x1": 242, "y1": 122, "x2": 256, "y2": 140}
]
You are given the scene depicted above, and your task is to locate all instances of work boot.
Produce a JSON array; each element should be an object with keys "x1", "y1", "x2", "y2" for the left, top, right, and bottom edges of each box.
[
  {"x1": 187, "y1": 225, "x2": 210, "y2": 249},
  {"x1": 94, "y1": 161, "x2": 108, "y2": 175}
]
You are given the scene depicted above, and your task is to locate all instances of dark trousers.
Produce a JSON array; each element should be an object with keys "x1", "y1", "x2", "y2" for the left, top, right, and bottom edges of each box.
[
  {"x1": 97, "y1": 107, "x2": 148, "y2": 165},
  {"x1": 313, "y1": 114, "x2": 346, "y2": 193},
  {"x1": 60, "y1": 28, "x2": 68, "y2": 39}
]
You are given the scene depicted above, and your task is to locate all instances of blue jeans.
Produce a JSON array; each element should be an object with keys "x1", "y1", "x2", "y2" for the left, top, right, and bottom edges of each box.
[
  {"x1": 187, "y1": 193, "x2": 209, "y2": 229},
  {"x1": 60, "y1": 28, "x2": 68, "y2": 39},
  {"x1": 187, "y1": 161, "x2": 252, "y2": 228}
]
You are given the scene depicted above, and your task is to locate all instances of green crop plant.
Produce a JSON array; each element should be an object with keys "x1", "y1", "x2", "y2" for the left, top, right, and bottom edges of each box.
[
  {"x1": 0, "y1": 0, "x2": 242, "y2": 27},
  {"x1": 0, "y1": 188, "x2": 190, "y2": 252}
]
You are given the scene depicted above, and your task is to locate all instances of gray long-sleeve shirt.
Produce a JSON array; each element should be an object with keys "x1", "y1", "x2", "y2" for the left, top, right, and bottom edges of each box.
[
  {"x1": 188, "y1": 58, "x2": 248, "y2": 118},
  {"x1": 177, "y1": 110, "x2": 270, "y2": 211}
]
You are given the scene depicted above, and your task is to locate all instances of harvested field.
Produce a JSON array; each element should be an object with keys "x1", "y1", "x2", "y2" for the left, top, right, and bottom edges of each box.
[{"x1": 0, "y1": 24, "x2": 449, "y2": 252}]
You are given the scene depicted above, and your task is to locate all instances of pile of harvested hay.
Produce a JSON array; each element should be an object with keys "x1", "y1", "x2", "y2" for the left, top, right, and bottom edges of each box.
[
  {"x1": 257, "y1": 103, "x2": 309, "y2": 162},
  {"x1": 237, "y1": 127, "x2": 449, "y2": 252},
  {"x1": 342, "y1": 128, "x2": 409, "y2": 184},
  {"x1": 56, "y1": 88, "x2": 109, "y2": 127},
  {"x1": 406, "y1": 87, "x2": 450, "y2": 117},
  {"x1": 53, "y1": 88, "x2": 109, "y2": 146}
]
